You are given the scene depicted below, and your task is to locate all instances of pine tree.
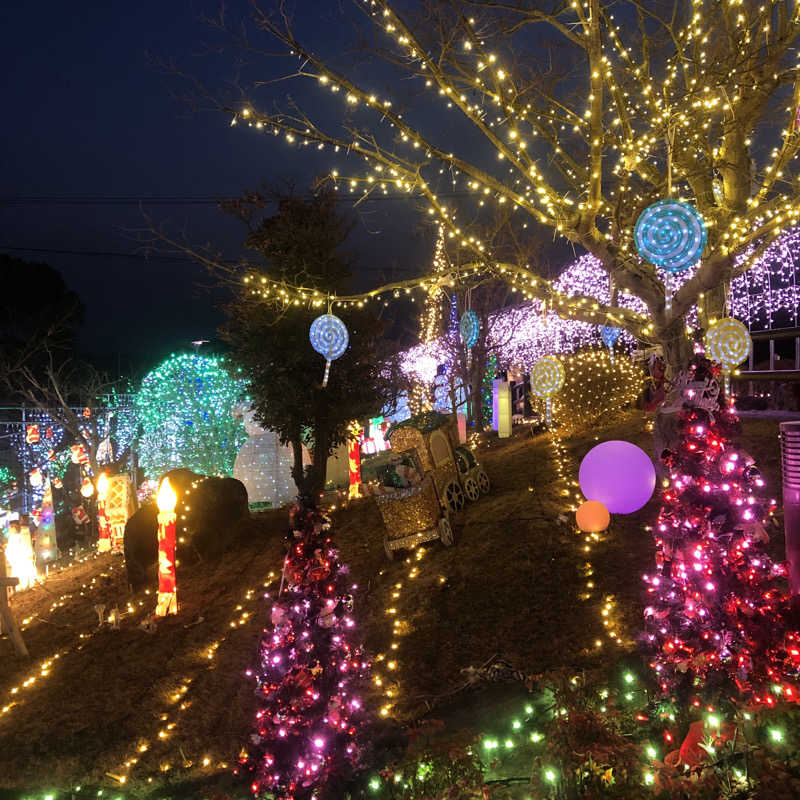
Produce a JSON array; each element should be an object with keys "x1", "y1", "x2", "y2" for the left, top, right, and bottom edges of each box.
[
  {"x1": 481, "y1": 354, "x2": 498, "y2": 429},
  {"x1": 240, "y1": 505, "x2": 370, "y2": 799},
  {"x1": 643, "y1": 356, "x2": 792, "y2": 704}
]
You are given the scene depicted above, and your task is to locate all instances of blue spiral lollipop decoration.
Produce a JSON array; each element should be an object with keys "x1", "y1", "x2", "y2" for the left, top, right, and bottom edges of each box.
[
  {"x1": 459, "y1": 311, "x2": 480, "y2": 348},
  {"x1": 309, "y1": 314, "x2": 349, "y2": 386},
  {"x1": 634, "y1": 200, "x2": 707, "y2": 274}
]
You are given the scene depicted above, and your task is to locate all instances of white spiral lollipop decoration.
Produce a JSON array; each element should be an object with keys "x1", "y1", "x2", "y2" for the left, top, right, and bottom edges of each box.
[
  {"x1": 309, "y1": 314, "x2": 349, "y2": 387},
  {"x1": 530, "y1": 356, "x2": 565, "y2": 398},
  {"x1": 530, "y1": 356, "x2": 565, "y2": 425},
  {"x1": 704, "y1": 317, "x2": 752, "y2": 372}
]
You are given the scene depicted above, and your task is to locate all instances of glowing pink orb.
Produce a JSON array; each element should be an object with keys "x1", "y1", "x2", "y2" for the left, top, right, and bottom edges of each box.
[{"x1": 579, "y1": 440, "x2": 656, "y2": 514}]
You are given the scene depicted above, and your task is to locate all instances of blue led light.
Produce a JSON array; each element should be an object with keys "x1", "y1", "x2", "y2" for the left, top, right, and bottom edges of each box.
[
  {"x1": 309, "y1": 314, "x2": 349, "y2": 360},
  {"x1": 459, "y1": 310, "x2": 479, "y2": 348},
  {"x1": 600, "y1": 326, "x2": 621, "y2": 348}
]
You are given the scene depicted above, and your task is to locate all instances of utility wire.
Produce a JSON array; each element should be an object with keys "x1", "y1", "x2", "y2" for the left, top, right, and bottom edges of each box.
[
  {"x1": 0, "y1": 244, "x2": 420, "y2": 273},
  {"x1": 0, "y1": 190, "x2": 471, "y2": 206},
  {"x1": 0, "y1": 245, "x2": 200, "y2": 262}
]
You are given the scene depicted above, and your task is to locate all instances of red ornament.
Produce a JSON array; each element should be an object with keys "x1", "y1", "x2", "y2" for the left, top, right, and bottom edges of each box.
[{"x1": 25, "y1": 424, "x2": 40, "y2": 444}]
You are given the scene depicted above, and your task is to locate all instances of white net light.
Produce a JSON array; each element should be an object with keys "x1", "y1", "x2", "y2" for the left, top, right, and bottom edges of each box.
[{"x1": 233, "y1": 430, "x2": 297, "y2": 508}]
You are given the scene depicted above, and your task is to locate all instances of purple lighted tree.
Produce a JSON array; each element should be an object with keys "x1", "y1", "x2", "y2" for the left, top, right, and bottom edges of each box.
[
  {"x1": 239, "y1": 505, "x2": 370, "y2": 799},
  {"x1": 642, "y1": 356, "x2": 795, "y2": 705}
]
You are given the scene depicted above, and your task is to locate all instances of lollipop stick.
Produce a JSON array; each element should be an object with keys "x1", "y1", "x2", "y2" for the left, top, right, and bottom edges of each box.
[
  {"x1": 322, "y1": 359, "x2": 332, "y2": 387},
  {"x1": 545, "y1": 397, "x2": 552, "y2": 426}
]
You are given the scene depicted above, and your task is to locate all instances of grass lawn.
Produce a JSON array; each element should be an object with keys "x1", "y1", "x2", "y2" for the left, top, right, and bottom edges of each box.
[{"x1": 0, "y1": 411, "x2": 787, "y2": 796}]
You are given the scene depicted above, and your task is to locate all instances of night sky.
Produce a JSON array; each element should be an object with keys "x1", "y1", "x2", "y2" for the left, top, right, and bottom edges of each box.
[{"x1": 0, "y1": 1, "x2": 432, "y2": 374}]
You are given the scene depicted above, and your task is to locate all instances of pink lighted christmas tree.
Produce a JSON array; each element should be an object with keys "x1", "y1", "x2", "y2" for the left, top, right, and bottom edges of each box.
[
  {"x1": 238, "y1": 505, "x2": 370, "y2": 799},
  {"x1": 643, "y1": 355, "x2": 797, "y2": 705}
]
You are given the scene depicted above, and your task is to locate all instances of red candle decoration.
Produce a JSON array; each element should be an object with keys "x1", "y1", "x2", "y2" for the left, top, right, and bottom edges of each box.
[
  {"x1": 347, "y1": 424, "x2": 362, "y2": 499},
  {"x1": 155, "y1": 477, "x2": 178, "y2": 616},
  {"x1": 96, "y1": 473, "x2": 111, "y2": 553}
]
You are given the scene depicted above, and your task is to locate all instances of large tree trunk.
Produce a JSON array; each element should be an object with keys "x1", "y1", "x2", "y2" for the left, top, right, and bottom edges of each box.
[
  {"x1": 309, "y1": 426, "x2": 330, "y2": 502},
  {"x1": 658, "y1": 318, "x2": 694, "y2": 380},
  {"x1": 697, "y1": 282, "x2": 728, "y2": 331},
  {"x1": 653, "y1": 319, "x2": 693, "y2": 477},
  {"x1": 469, "y1": 362, "x2": 484, "y2": 430},
  {"x1": 290, "y1": 437, "x2": 306, "y2": 496}
]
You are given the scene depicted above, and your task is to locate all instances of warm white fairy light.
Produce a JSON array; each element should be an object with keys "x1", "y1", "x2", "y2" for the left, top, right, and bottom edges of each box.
[{"x1": 211, "y1": 0, "x2": 800, "y2": 363}]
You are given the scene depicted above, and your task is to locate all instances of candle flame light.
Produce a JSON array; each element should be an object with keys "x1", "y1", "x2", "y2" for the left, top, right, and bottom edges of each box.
[{"x1": 157, "y1": 478, "x2": 177, "y2": 513}]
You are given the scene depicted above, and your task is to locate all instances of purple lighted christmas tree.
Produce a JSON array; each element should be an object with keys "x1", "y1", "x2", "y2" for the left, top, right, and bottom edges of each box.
[
  {"x1": 642, "y1": 355, "x2": 797, "y2": 705},
  {"x1": 239, "y1": 504, "x2": 370, "y2": 799}
]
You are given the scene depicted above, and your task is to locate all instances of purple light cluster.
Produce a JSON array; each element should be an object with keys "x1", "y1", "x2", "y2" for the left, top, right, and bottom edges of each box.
[
  {"x1": 396, "y1": 225, "x2": 800, "y2": 380},
  {"x1": 729, "y1": 226, "x2": 800, "y2": 330},
  {"x1": 399, "y1": 341, "x2": 449, "y2": 385}
]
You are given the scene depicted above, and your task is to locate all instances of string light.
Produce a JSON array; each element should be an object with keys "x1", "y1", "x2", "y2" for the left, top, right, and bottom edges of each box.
[
  {"x1": 212, "y1": 0, "x2": 800, "y2": 358},
  {"x1": 1, "y1": 559, "x2": 148, "y2": 719},
  {"x1": 537, "y1": 349, "x2": 644, "y2": 436},
  {"x1": 111, "y1": 573, "x2": 277, "y2": 786},
  {"x1": 538, "y1": 353, "x2": 639, "y2": 651},
  {"x1": 373, "y1": 545, "x2": 431, "y2": 719}
]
